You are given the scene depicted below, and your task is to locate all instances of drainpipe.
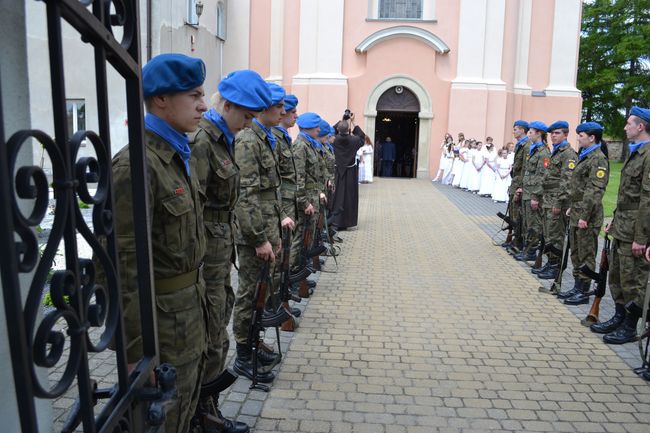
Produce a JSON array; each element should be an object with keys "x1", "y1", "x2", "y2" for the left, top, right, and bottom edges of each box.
[{"x1": 146, "y1": 0, "x2": 152, "y2": 60}]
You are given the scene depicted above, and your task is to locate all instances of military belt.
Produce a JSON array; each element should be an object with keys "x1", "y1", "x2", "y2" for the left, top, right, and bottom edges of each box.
[
  {"x1": 259, "y1": 189, "x2": 280, "y2": 201},
  {"x1": 155, "y1": 262, "x2": 204, "y2": 294},
  {"x1": 205, "y1": 208, "x2": 231, "y2": 223},
  {"x1": 617, "y1": 203, "x2": 639, "y2": 211}
]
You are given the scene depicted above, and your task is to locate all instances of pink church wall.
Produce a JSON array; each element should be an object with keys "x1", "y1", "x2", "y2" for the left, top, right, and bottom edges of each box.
[
  {"x1": 527, "y1": 0, "x2": 555, "y2": 92},
  {"x1": 248, "y1": 1, "x2": 271, "y2": 78}
]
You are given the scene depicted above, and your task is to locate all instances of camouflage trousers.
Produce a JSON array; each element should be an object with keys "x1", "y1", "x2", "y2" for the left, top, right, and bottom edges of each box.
[
  {"x1": 569, "y1": 225, "x2": 599, "y2": 283},
  {"x1": 164, "y1": 356, "x2": 204, "y2": 433},
  {"x1": 508, "y1": 196, "x2": 525, "y2": 247},
  {"x1": 290, "y1": 211, "x2": 318, "y2": 273},
  {"x1": 232, "y1": 244, "x2": 278, "y2": 345},
  {"x1": 608, "y1": 239, "x2": 650, "y2": 307},
  {"x1": 523, "y1": 200, "x2": 544, "y2": 254},
  {"x1": 202, "y1": 221, "x2": 236, "y2": 383},
  {"x1": 543, "y1": 208, "x2": 567, "y2": 263}
]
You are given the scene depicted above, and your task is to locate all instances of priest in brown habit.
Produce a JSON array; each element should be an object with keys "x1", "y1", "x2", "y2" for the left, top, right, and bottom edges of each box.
[{"x1": 331, "y1": 115, "x2": 365, "y2": 229}]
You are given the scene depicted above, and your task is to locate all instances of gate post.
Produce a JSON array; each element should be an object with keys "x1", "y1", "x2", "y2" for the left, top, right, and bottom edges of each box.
[{"x1": 0, "y1": 0, "x2": 52, "y2": 431}]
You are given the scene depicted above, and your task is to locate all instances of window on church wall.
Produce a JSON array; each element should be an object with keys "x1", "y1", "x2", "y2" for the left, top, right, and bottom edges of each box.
[
  {"x1": 187, "y1": 0, "x2": 199, "y2": 25},
  {"x1": 379, "y1": 0, "x2": 423, "y2": 19},
  {"x1": 216, "y1": 1, "x2": 226, "y2": 40}
]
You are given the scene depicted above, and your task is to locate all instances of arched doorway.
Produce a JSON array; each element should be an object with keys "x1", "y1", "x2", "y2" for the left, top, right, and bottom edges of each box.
[
  {"x1": 364, "y1": 75, "x2": 433, "y2": 179},
  {"x1": 375, "y1": 86, "x2": 420, "y2": 178}
]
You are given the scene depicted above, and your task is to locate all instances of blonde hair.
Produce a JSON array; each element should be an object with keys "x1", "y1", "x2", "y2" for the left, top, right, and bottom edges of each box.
[{"x1": 210, "y1": 91, "x2": 226, "y2": 113}]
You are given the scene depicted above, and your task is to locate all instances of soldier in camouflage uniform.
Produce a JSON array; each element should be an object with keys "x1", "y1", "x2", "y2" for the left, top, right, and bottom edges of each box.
[
  {"x1": 112, "y1": 53, "x2": 208, "y2": 433},
  {"x1": 232, "y1": 83, "x2": 294, "y2": 381},
  {"x1": 557, "y1": 122, "x2": 609, "y2": 305},
  {"x1": 290, "y1": 113, "x2": 325, "y2": 280},
  {"x1": 515, "y1": 121, "x2": 550, "y2": 263},
  {"x1": 535, "y1": 121, "x2": 577, "y2": 280},
  {"x1": 505, "y1": 120, "x2": 530, "y2": 252},
  {"x1": 190, "y1": 70, "x2": 271, "y2": 433},
  {"x1": 592, "y1": 107, "x2": 650, "y2": 344}
]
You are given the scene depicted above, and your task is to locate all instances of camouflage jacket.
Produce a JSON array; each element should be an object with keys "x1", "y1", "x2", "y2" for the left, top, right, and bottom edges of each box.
[
  {"x1": 112, "y1": 130, "x2": 206, "y2": 364},
  {"x1": 190, "y1": 117, "x2": 240, "y2": 237},
  {"x1": 568, "y1": 147, "x2": 608, "y2": 227},
  {"x1": 610, "y1": 143, "x2": 650, "y2": 244},
  {"x1": 273, "y1": 127, "x2": 300, "y2": 220},
  {"x1": 234, "y1": 121, "x2": 282, "y2": 247},
  {"x1": 542, "y1": 142, "x2": 577, "y2": 209},
  {"x1": 293, "y1": 134, "x2": 323, "y2": 210},
  {"x1": 323, "y1": 144, "x2": 336, "y2": 185},
  {"x1": 522, "y1": 142, "x2": 551, "y2": 201},
  {"x1": 509, "y1": 137, "x2": 530, "y2": 193}
]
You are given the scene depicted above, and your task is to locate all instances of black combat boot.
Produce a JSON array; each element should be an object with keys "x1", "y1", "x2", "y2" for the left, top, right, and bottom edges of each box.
[
  {"x1": 233, "y1": 343, "x2": 275, "y2": 383},
  {"x1": 590, "y1": 303, "x2": 626, "y2": 334},
  {"x1": 557, "y1": 279, "x2": 582, "y2": 299},
  {"x1": 563, "y1": 280, "x2": 591, "y2": 305},
  {"x1": 514, "y1": 250, "x2": 536, "y2": 262},
  {"x1": 643, "y1": 370, "x2": 650, "y2": 382},
  {"x1": 603, "y1": 302, "x2": 641, "y2": 344},
  {"x1": 537, "y1": 263, "x2": 559, "y2": 280},
  {"x1": 532, "y1": 261, "x2": 550, "y2": 275}
]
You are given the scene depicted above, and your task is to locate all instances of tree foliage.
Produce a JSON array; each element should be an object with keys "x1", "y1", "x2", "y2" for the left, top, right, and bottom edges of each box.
[{"x1": 578, "y1": 0, "x2": 650, "y2": 140}]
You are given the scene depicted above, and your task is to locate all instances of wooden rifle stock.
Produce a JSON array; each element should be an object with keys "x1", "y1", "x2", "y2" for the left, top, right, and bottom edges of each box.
[
  {"x1": 248, "y1": 261, "x2": 271, "y2": 391},
  {"x1": 582, "y1": 235, "x2": 610, "y2": 326},
  {"x1": 534, "y1": 235, "x2": 545, "y2": 269},
  {"x1": 312, "y1": 210, "x2": 325, "y2": 271},
  {"x1": 298, "y1": 216, "x2": 314, "y2": 299}
]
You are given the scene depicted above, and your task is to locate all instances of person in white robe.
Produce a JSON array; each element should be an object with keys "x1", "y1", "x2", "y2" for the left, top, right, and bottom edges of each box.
[
  {"x1": 433, "y1": 133, "x2": 453, "y2": 182},
  {"x1": 441, "y1": 143, "x2": 456, "y2": 185},
  {"x1": 458, "y1": 140, "x2": 473, "y2": 189},
  {"x1": 466, "y1": 141, "x2": 483, "y2": 192},
  {"x1": 451, "y1": 134, "x2": 466, "y2": 187},
  {"x1": 478, "y1": 141, "x2": 497, "y2": 196},
  {"x1": 491, "y1": 148, "x2": 512, "y2": 202},
  {"x1": 358, "y1": 139, "x2": 374, "y2": 183}
]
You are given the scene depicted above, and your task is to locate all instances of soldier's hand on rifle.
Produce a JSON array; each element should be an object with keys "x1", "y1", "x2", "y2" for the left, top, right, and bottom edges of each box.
[
  {"x1": 320, "y1": 193, "x2": 327, "y2": 204},
  {"x1": 604, "y1": 223, "x2": 611, "y2": 233},
  {"x1": 552, "y1": 207, "x2": 561, "y2": 215},
  {"x1": 530, "y1": 199, "x2": 539, "y2": 211},
  {"x1": 632, "y1": 241, "x2": 646, "y2": 258},
  {"x1": 514, "y1": 188, "x2": 522, "y2": 203},
  {"x1": 578, "y1": 219, "x2": 588, "y2": 229},
  {"x1": 645, "y1": 246, "x2": 650, "y2": 262},
  {"x1": 281, "y1": 216, "x2": 295, "y2": 231},
  {"x1": 565, "y1": 208, "x2": 571, "y2": 217},
  {"x1": 305, "y1": 203, "x2": 315, "y2": 215},
  {"x1": 255, "y1": 241, "x2": 275, "y2": 262}
]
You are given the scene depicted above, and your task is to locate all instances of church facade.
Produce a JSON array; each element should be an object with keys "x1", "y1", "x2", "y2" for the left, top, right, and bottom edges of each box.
[{"x1": 224, "y1": 0, "x2": 583, "y2": 178}]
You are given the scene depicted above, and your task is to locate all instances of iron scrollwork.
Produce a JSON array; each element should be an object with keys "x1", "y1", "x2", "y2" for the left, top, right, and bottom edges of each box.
[{"x1": 1, "y1": 1, "x2": 171, "y2": 432}]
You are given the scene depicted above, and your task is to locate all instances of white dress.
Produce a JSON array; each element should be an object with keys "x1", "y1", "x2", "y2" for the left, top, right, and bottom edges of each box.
[
  {"x1": 451, "y1": 146, "x2": 465, "y2": 187},
  {"x1": 442, "y1": 148, "x2": 455, "y2": 185},
  {"x1": 458, "y1": 147, "x2": 472, "y2": 189},
  {"x1": 465, "y1": 148, "x2": 481, "y2": 191},
  {"x1": 478, "y1": 148, "x2": 497, "y2": 196},
  {"x1": 358, "y1": 144, "x2": 374, "y2": 183},
  {"x1": 491, "y1": 157, "x2": 511, "y2": 202}
]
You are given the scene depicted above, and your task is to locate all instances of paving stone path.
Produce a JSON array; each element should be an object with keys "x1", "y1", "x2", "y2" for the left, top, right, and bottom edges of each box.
[{"x1": 49, "y1": 178, "x2": 650, "y2": 433}]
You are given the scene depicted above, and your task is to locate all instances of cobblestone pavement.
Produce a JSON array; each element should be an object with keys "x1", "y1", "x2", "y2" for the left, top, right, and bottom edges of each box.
[{"x1": 50, "y1": 178, "x2": 650, "y2": 432}]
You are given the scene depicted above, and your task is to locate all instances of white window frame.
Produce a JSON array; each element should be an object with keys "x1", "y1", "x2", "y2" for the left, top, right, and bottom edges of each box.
[
  {"x1": 66, "y1": 99, "x2": 86, "y2": 135},
  {"x1": 187, "y1": 0, "x2": 199, "y2": 26},
  {"x1": 216, "y1": 1, "x2": 227, "y2": 41},
  {"x1": 367, "y1": 0, "x2": 435, "y2": 21}
]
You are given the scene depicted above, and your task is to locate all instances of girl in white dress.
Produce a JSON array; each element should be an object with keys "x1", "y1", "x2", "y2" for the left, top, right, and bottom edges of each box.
[
  {"x1": 478, "y1": 142, "x2": 497, "y2": 196},
  {"x1": 451, "y1": 137, "x2": 467, "y2": 187},
  {"x1": 491, "y1": 148, "x2": 512, "y2": 202},
  {"x1": 467, "y1": 141, "x2": 483, "y2": 192},
  {"x1": 358, "y1": 138, "x2": 374, "y2": 183},
  {"x1": 433, "y1": 133, "x2": 454, "y2": 181},
  {"x1": 458, "y1": 140, "x2": 473, "y2": 189},
  {"x1": 441, "y1": 142, "x2": 456, "y2": 185}
]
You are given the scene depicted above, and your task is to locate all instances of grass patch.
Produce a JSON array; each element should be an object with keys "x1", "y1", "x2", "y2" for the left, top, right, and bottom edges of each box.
[{"x1": 603, "y1": 161, "x2": 622, "y2": 218}]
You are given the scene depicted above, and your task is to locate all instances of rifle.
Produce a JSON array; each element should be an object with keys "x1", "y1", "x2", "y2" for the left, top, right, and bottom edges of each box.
[
  {"x1": 539, "y1": 224, "x2": 570, "y2": 294},
  {"x1": 533, "y1": 234, "x2": 545, "y2": 269},
  {"x1": 580, "y1": 235, "x2": 610, "y2": 327},
  {"x1": 279, "y1": 228, "x2": 299, "y2": 332},
  {"x1": 312, "y1": 209, "x2": 326, "y2": 272},
  {"x1": 248, "y1": 261, "x2": 289, "y2": 391},
  {"x1": 496, "y1": 210, "x2": 516, "y2": 245}
]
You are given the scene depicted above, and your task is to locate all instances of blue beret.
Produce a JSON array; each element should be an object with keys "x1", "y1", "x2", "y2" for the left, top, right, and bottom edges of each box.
[
  {"x1": 143, "y1": 53, "x2": 206, "y2": 97},
  {"x1": 297, "y1": 112, "x2": 321, "y2": 129},
  {"x1": 576, "y1": 121, "x2": 604, "y2": 133},
  {"x1": 547, "y1": 120, "x2": 569, "y2": 131},
  {"x1": 329, "y1": 126, "x2": 336, "y2": 136},
  {"x1": 218, "y1": 69, "x2": 271, "y2": 111},
  {"x1": 318, "y1": 120, "x2": 331, "y2": 137},
  {"x1": 267, "y1": 83, "x2": 286, "y2": 106},
  {"x1": 283, "y1": 94, "x2": 298, "y2": 111},
  {"x1": 529, "y1": 121, "x2": 548, "y2": 132},
  {"x1": 513, "y1": 120, "x2": 529, "y2": 129},
  {"x1": 631, "y1": 106, "x2": 650, "y2": 123}
]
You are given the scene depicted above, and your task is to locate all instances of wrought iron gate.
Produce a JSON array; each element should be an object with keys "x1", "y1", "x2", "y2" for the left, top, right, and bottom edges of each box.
[{"x1": 0, "y1": 1, "x2": 169, "y2": 432}]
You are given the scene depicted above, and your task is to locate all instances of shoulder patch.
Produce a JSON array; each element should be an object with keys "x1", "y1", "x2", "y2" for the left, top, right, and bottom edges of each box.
[
  {"x1": 596, "y1": 169, "x2": 606, "y2": 179},
  {"x1": 543, "y1": 157, "x2": 550, "y2": 168},
  {"x1": 568, "y1": 160, "x2": 576, "y2": 170}
]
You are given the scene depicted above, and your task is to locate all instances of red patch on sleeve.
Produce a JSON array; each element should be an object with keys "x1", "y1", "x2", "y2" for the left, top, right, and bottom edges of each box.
[
  {"x1": 175, "y1": 187, "x2": 185, "y2": 195},
  {"x1": 543, "y1": 157, "x2": 550, "y2": 168}
]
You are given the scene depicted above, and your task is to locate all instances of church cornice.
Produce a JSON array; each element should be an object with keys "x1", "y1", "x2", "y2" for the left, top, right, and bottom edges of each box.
[{"x1": 355, "y1": 25, "x2": 450, "y2": 54}]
